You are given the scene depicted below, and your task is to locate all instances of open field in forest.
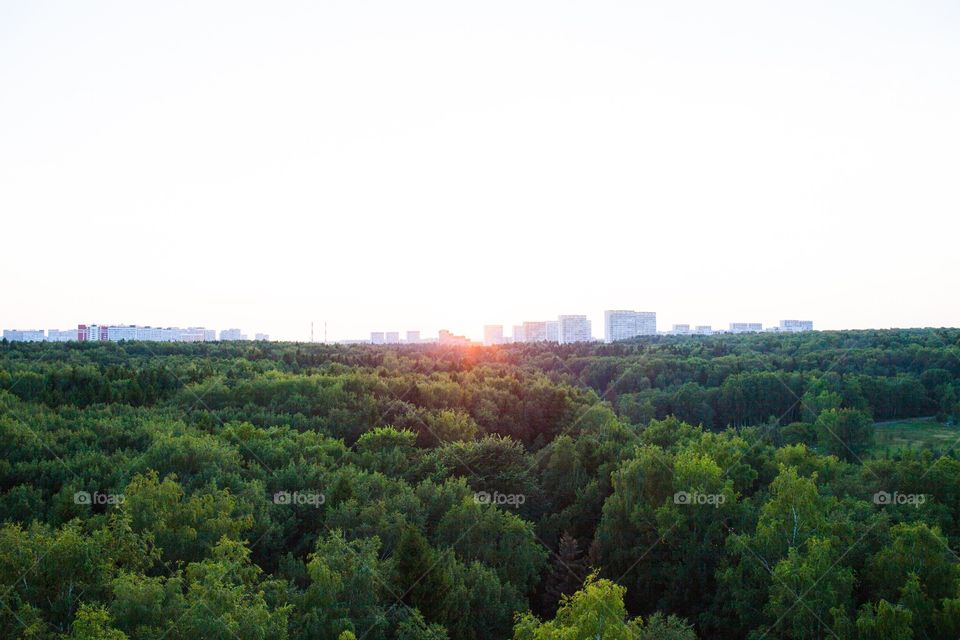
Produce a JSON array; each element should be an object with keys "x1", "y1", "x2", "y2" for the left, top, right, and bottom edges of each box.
[{"x1": 872, "y1": 416, "x2": 960, "y2": 454}]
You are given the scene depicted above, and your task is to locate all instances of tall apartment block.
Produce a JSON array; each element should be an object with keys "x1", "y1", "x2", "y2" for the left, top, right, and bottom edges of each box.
[
  {"x1": 406, "y1": 331, "x2": 421, "y2": 344},
  {"x1": 47, "y1": 329, "x2": 79, "y2": 342},
  {"x1": 2, "y1": 329, "x2": 46, "y2": 342},
  {"x1": 483, "y1": 325, "x2": 505, "y2": 346},
  {"x1": 558, "y1": 315, "x2": 592, "y2": 343},
  {"x1": 438, "y1": 329, "x2": 470, "y2": 346},
  {"x1": 728, "y1": 323, "x2": 763, "y2": 334},
  {"x1": 779, "y1": 320, "x2": 814, "y2": 332},
  {"x1": 604, "y1": 310, "x2": 657, "y2": 343},
  {"x1": 546, "y1": 321, "x2": 559, "y2": 342},
  {"x1": 512, "y1": 325, "x2": 525, "y2": 343},
  {"x1": 78, "y1": 325, "x2": 109, "y2": 341},
  {"x1": 385, "y1": 332, "x2": 400, "y2": 344},
  {"x1": 5, "y1": 325, "x2": 232, "y2": 342},
  {"x1": 522, "y1": 321, "x2": 548, "y2": 342}
]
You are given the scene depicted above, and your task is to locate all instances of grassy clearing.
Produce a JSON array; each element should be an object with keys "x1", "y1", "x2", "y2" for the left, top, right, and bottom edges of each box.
[{"x1": 872, "y1": 416, "x2": 960, "y2": 455}]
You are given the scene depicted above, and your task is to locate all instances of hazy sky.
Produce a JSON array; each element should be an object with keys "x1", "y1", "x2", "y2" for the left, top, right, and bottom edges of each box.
[{"x1": 2, "y1": 1, "x2": 959, "y2": 341}]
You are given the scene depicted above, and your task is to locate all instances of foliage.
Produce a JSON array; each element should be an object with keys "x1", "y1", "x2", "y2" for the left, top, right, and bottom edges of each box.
[{"x1": 0, "y1": 329, "x2": 959, "y2": 638}]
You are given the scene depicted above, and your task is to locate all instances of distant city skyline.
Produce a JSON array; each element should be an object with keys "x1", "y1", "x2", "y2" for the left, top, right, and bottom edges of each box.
[
  {"x1": 1, "y1": 324, "x2": 268, "y2": 343},
  {"x1": 3, "y1": 312, "x2": 818, "y2": 344},
  {"x1": 2, "y1": 3, "x2": 958, "y2": 343},
  {"x1": 2, "y1": 308, "x2": 952, "y2": 344}
]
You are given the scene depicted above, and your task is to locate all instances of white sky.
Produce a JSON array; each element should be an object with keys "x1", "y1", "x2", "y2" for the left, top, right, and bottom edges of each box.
[{"x1": 2, "y1": 1, "x2": 959, "y2": 341}]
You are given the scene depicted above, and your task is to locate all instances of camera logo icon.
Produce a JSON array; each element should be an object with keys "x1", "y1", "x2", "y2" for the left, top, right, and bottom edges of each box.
[
  {"x1": 73, "y1": 491, "x2": 123, "y2": 505},
  {"x1": 273, "y1": 490, "x2": 324, "y2": 507},
  {"x1": 873, "y1": 490, "x2": 925, "y2": 508}
]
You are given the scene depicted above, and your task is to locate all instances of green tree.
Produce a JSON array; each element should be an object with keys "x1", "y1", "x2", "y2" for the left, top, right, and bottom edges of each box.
[
  {"x1": 297, "y1": 530, "x2": 386, "y2": 639},
  {"x1": 513, "y1": 574, "x2": 643, "y2": 640},
  {"x1": 393, "y1": 526, "x2": 450, "y2": 625},
  {"x1": 176, "y1": 537, "x2": 290, "y2": 640},
  {"x1": 541, "y1": 532, "x2": 587, "y2": 616},
  {"x1": 69, "y1": 603, "x2": 129, "y2": 640},
  {"x1": 865, "y1": 522, "x2": 958, "y2": 603},
  {"x1": 815, "y1": 409, "x2": 874, "y2": 463},
  {"x1": 851, "y1": 600, "x2": 912, "y2": 640},
  {"x1": 764, "y1": 537, "x2": 854, "y2": 640}
]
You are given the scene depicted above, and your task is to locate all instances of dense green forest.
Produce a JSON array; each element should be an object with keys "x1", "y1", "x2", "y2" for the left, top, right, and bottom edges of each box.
[{"x1": 2, "y1": 329, "x2": 960, "y2": 639}]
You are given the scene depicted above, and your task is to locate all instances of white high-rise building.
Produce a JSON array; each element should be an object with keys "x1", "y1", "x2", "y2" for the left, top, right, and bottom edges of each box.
[
  {"x1": 604, "y1": 310, "x2": 657, "y2": 343},
  {"x1": 255, "y1": 333, "x2": 270, "y2": 341},
  {"x1": 107, "y1": 326, "x2": 138, "y2": 341},
  {"x1": 483, "y1": 325, "x2": 504, "y2": 346},
  {"x1": 370, "y1": 332, "x2": 385, "y2": 344},
  {"x1": 729, "y1": 323, "x2": 763, "y2": 334},
  {"x1": 9, "y1": 324, "x2": 218, "y2": 343},
  {"x1": 671, "y1": 324, "x2": 691, "y2": 335},
  {"x1": 522, "y1": 321, "x2": 549, "y2": 342},
  {"x1": 137, "y1": 326, "x2": 163, "y2": 341},
  {"x1": 558, "y1": 315, "x2": 592, "y2": 343},
  {"x1": 779, "y1": 320, "x2": 814, "y2": 332},
  {"x1": 694, "y1": 325, "x2": 713, "y2": 335},
  {"x1": 512, "y1": 325, "x2": 525, "y2": 343},
  {"x1": 438, "y1": 329, "x2": 470, "y2": 346},
  {"x1": 546, "y1": 321, "x2": 559, "y2": 342},
  {"x1": 406, "y1": 331, "x2": 421, "y2": 344},
  {"x1": 2, "y1": 329, "x2": 46, "y2": 342},
  {"x1": 221, "y1": 328, "x2": 246, "y2": 341},
  {"x1": 47, "y1": 329, "x2": 78, "y2": 342},
  {"x1": 385, "y1": 332, "x2": 400, "y2": 344},
  {"x1": 179, "y1": 327, "x2": 207, "y2": 342}
]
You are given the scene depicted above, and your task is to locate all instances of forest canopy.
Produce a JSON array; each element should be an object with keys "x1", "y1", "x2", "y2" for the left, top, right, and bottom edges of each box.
[{"x1": 1, "y1": 328, "x2": 960, "y2": 639}]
